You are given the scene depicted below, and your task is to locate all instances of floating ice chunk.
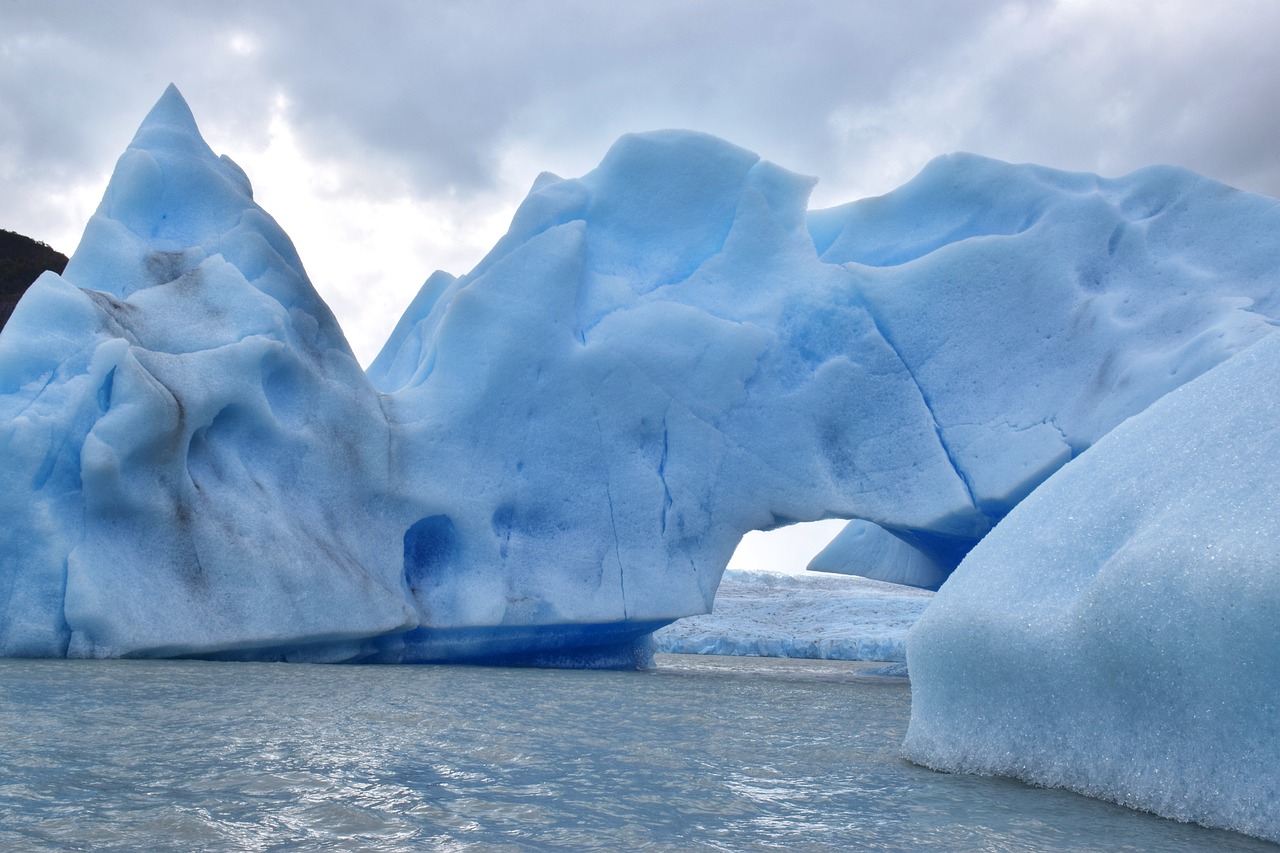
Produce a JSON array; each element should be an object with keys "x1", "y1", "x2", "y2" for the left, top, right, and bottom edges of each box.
[
  {"x1": 376, "y1": 130, "x2": 977, "y2": 637},
  {"x1": 905, "y1": 332, "x2": 1280, "y2": 844}
]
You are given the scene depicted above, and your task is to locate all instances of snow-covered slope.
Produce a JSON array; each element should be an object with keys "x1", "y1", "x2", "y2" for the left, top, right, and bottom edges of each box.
[{"x1": 905, "y1": 331, "x2": 1280, "y2": 843}]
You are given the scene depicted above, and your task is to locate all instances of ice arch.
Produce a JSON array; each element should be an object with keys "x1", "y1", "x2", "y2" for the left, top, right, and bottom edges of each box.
[
  {"x1": 2, "y1": 86, "x2": 1279, "y2": 663},
  {"x1": 372, "y1": 123, "x2": 1280, "y2": 658}
]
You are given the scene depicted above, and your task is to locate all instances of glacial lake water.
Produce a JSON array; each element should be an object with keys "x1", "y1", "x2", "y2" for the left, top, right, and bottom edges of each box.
[{"x1": 0, "y1": 655, "x2": 1271, "y2": 852}]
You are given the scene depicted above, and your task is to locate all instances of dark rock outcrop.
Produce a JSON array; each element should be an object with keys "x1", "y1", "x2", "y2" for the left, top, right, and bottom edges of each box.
[{"x1": 0, "y1": 229, "x2": 69, "y2": 330}]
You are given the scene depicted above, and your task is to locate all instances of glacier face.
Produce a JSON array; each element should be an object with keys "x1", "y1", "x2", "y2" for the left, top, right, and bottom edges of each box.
[
  {"x1": 904, "y1": 330, "x2": 1280, "y2": 843},
  {"x1": 2, "y1": 86, "x2": 1280, "y2": 672}
]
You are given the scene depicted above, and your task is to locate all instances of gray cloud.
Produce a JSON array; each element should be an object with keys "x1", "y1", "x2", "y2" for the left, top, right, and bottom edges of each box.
[
  {"x1": 1, "y1": 2, "x2": 1013, "y2": 202},
  {"x1": 937, "y1": 2, "x2": 1280, "y2": 194},
  {"x1": 4, "y1": 1, "x2": 1280, "y2": 252}
]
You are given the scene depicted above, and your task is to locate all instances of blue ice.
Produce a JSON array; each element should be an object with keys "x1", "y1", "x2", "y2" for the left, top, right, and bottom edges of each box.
[{"x1": 4, "y1": 82, "x2": 1280, "y2": 843}]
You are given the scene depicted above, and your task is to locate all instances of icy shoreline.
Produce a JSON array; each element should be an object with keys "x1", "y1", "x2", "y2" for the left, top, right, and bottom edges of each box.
[{"x1": 653, "y1": 569, "x2": 932, "y2": 663}]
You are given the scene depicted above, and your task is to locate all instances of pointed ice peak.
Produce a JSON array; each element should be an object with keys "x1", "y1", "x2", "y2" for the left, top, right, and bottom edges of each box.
[
  {"x1": 218, "y1": 154, "x2": 254, "y2": 199},
  {"x1": 366, "y1": 270, "x2": 458, "y2": 392},
  {"x1": 136, "y1": 84, "x2": 199, "y2": 136},
  {"x1": 121, "y1": 84, "x2": 217, "y2": 168},
  {"x1": 61, "y1": 86, "x2": 338, "y2": 355},
  {"x1": 69, "y1": 84, "x2": 257, "y2": 274}
]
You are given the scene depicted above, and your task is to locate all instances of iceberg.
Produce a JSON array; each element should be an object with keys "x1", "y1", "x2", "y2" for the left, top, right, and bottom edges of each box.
[
  {"x1": 2, "y1": 85, "x2": 1280, "y2": 670},
  {"x1": 904, "y1": 330, "x2": 1280, "y2": 843},
  {"x1": 373, "y1": 128, "x2": 978, "y2": 648},
  {"x1": 0, "y1": 86, "x2": 414, "y2": 660}
]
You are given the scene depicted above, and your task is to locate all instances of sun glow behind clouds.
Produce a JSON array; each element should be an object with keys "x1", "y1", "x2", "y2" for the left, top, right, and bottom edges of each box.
[
  {"x1": 202, "y1": 94, "x2": 520, "y2": 366},
  {"x1": 227, "y1": 33, "x2": 257, "y2": 57}
]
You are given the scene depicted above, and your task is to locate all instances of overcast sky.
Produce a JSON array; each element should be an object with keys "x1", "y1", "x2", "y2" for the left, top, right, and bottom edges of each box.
[
  {"x1": 5, "y1": 0, "x2": 1280, "y2": 366},
  {"x1": 4, "y1": 0, "x2": 1279, "y2": 572}
]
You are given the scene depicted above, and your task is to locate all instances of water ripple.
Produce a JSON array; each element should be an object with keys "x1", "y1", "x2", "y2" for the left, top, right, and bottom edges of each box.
[{"x1": 0, "y1": 657, "x2": 1270, "y2": 851}]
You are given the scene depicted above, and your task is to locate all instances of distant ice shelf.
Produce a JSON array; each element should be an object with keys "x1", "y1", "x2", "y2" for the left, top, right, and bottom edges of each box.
[{"x1": 654, "y1": 569, "x2": 932, "y2": 662}]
